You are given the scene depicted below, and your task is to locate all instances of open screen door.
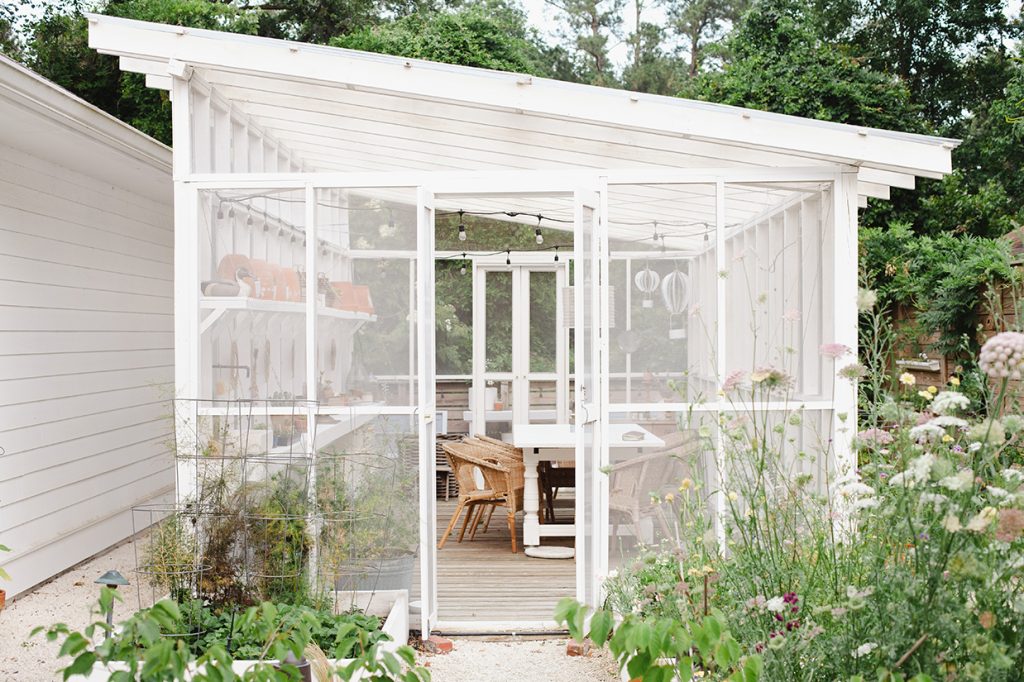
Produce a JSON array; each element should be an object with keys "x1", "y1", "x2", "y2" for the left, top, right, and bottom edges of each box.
[
  {"x1": 416, "y1": 186, "x2": 438, "y2": 635},
  {"x1": 573, "y1": 190, "x2": 602, "y2": 608}
]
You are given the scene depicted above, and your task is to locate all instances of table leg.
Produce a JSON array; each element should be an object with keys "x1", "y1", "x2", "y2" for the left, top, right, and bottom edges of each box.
[{"x1": 523, "y1": 450, "x2": 541, "y2": 546}]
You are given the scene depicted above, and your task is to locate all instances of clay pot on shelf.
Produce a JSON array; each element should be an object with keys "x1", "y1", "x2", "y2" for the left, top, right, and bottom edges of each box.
[
  {"x1": 278, "y1": 268, "x2": 302, "y2": 302},
  {"x1": 248, "y1": 259, "x2": 277, "y2": 300}
]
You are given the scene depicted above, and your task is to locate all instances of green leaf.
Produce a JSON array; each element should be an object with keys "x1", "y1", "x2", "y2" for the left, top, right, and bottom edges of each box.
[
  {"x1": 715, "y1": 634, "x2": 741, "y2": 669},
  {"x1": 57, "y1": 632, "x2": 89, "y2": 659},
  {"x1": 589, "y1": 609, "x2": 614, "y2": 646},
  {"x1": 61, "y1": 652, "x2": 97, "y2": 681}
]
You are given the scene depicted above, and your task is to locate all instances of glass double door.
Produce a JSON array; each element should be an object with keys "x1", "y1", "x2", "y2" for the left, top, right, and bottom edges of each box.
[{"x1": 471, "y1": 263, "x2": 568, "y2": 439}]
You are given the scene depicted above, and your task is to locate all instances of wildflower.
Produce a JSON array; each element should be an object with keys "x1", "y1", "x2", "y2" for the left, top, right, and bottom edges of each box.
[
  {"x1": 899, "y1": 372, "x2": 916, "y2": 386},
  {"x1": 746, "y1": 595, "x2": 767, "y2": 610},
  {"x1": 765, "y1": 596, "x2": 786, "y2": 612},
  {"x1": 967, "y1": 419, "x2": 1006, "y2": 445},
  {"x1": 838, "y1": 363, "x2": 868, "y2": 381},
  {"x1": 728, "y1": 491, "x2": 738, "y2": 502},
  {"x1": 929, "y1": 415, "x2": 968, "y2": 429},
  {"x1": 979, "y1": 612, "x2": 996, "y2": 629},
  {"x1": 857, "y1": 288, "x2": 877, "y2": 312},
  {"x1": 938, "y1": 469, "x2": 974, "y2": 493},
  {"x1": 664, "y1": 492, "x2": 675, "y2": 503},
  {"x1": 750, "y1": 366, "x2": 792, "y2": 390},
  {"x1": 783, "y1": 592, "x2": 799, "y2": 604},
  {"x1": 819, "y1": 343, "x2": 852, "y2": 359},
  {"x1": 854, "y1": 497, "x2": 880, "y2": 509},
  {"x1": 783, "y1": 308, "x2": 801, "y2": 321},
  {"x1": 909, "y1": 423, "x2": 944, "y2": 443},
  {"x1": 852, "y1": 642, "x2": 878, "y2": 658},
  {"x1": 943, "y1": 514, "x2": 963, "y2": 532},
  {"x1": 980, "y1": 331, "x2": 1024, "y2": 380},
  {"x1": 949, "y1": 376, "x2": 961, "y2": 386},
  {"x1": 917, "y1": 390, "x2": 934, "y2": 402},
  {"x1": 966, "y1": 506, "x2": 998, "y2": 532},
  {"x1": 721, "y1": 370, "x2": 746, "y2": 393},
  {"x1": 856, "y1": 428, "x2": 893, "y2": 447},
  {"x1": 1002, "y1": 414, "x2": 1024, "y2": 436},
  {"x1": 919, "y1": 492, "x2": 948, "y2": 511},
  {"x1": 942, "y1": 434, "x2": 954, "y2": 443},
  {"x1": 996, "y1": 508, "x2": 1024, "y2": 542},
  {"x1": 679, "y1": 477, "x2": 694, "y2": 491},
  {"x1": 928, "y1": 385, "x2": 938, "y2": 394}
]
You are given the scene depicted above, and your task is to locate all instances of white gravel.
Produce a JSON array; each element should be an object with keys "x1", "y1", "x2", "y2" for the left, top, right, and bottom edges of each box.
[
  {"x1": 0, "y1": 537, "x2": 152, "y2": 681},
  {"x1": 1, "y1": 540, "x2": 620, "y2": 681},
  {"x1": 417, "y1": 638, "x2": 619, "y2": 682}
]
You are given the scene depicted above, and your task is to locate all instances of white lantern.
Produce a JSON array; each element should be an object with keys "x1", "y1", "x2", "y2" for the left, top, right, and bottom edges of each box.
[
  {"x1": 661, "y1": 269, "x2": 690, "y2": 340},
  {"x1": 634, "y1": 265, "x2": 661, "y2": 309}
]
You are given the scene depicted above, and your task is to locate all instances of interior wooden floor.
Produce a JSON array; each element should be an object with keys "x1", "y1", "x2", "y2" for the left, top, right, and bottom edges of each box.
[{"x1": 416, "y1": 497, "x2": 577, "y2": 627}]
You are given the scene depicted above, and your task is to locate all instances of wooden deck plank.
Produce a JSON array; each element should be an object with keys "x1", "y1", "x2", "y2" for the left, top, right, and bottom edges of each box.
[{"x1": 413, "y1": 498, "x2": 577, "y2": 626}]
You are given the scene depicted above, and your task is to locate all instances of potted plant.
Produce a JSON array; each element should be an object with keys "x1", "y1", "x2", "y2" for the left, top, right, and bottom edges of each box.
[{"x1": 0, "y1": 543, "x2": 10, "y2": 611}]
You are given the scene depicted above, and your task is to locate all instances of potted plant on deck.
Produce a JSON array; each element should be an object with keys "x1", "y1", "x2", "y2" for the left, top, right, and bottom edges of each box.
[{"x1": 0, "y1": 543, "x2": 9, "y2": 611}]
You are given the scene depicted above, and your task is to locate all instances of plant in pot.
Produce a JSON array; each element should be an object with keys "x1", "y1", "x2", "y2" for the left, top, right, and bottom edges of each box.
[
  {"x1": 317, "y1": 448, "x2": 418, "y2": 594},
  {"x1": 0, "y1": 543, "x2": 10, "y2": 611}
]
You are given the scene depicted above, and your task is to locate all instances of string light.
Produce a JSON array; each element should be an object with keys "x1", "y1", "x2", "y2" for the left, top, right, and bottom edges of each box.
[
  {"x1": 228, "y1": 207, "x2": 235, "y2": 219},
  {"x1": 460, "y1": 252, "x2": 468, "y2": 275},
  {"x1": 506, "y1": 250, "x2": 511, "y2": 266},
  {"x1": 246, "y1": 215, "x2": 253, "y2": 226},
  {"x1": 535, "y1": 216, "x2": 544, "y2": 245},
  {"x1": 458, "y1": 210, "x2": 467, "y2": 241},
  {"x1": 554, "y1": 246, "x2": 559, "y2": 262}
]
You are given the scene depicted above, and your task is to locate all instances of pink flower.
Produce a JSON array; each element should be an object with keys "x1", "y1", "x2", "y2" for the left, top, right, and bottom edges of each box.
[
  {"x1": 783, "y1": 308, "x2": 801, "y2": 322},
  {"x1": 722, "y1": 370, "x2": 746, "y2": 393},
  {"x1": 819, "y1": 343, "x2": 852, "y2": 359},
  {"x1": 857, "y1": 428, "x2": 893, "y2": 446},
  {"x1": 979, "y1": 332, "x2": 1024, "y2": 380}
]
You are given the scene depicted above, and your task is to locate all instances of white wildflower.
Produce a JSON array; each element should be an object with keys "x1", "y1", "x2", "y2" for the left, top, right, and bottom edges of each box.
[
  {"x1": 909, "y1": 423, "x2": 945, "y2": 443},
  {"x1": 765, "y1": 596, "x2": 786, "y2": 613},
  {"x1": 943, "y1": 514, "x2": 963, "y2": 532},
  {"x1": 966, "y1": 506, "x2": 998, "y2": 532},
  {"x1": 852, "y1": 642, "x2": 878, "y2": 658},
  {"x1": 928, "y1": 415, "x2": 969, "y2": 429},
  {"x1": 930, "y1": 391, "x2": 971, "y2": 416},
  {"x1": 938, "y1": 469, "x2": 974, "y2": 493},
  {"x1": 919, "y1": 492, "x2": 948, "y2": 511}
]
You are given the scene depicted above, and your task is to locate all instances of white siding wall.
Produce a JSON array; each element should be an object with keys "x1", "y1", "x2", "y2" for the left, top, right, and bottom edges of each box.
[{"x1": 0, "y1": 144, "x2": 174, "y2": 597}]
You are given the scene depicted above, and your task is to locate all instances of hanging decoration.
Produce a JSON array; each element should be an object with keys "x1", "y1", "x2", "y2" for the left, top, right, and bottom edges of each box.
[
  {"x1": 661, "y1": 266, "x2": 691, "y2": 340},
  {"x1": 634, "y1": 263, "x2": 661, "y2": 309}
]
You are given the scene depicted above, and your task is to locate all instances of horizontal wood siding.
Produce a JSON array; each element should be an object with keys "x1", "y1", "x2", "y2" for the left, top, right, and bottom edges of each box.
[{"x1": 0, "y1": 145, "x2": 174, "y2": 597}]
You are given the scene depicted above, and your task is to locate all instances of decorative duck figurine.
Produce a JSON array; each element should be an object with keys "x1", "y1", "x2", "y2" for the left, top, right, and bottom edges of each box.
[{"x1": 201, "y1": 267, "x2": 253, "y2": 297}]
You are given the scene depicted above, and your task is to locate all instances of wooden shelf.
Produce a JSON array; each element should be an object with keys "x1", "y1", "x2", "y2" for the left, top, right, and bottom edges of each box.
[
  {"x1": 199, "y1": 296, "x2": 376, "y2": 334},
  {"x1": 314, "y1": 412, "x2": 378, "y2": 447}
]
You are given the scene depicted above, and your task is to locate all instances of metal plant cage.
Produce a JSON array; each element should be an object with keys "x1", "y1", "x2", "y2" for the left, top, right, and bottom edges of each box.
[{"x1": 134, "y1": 398, "x2": 417, "y2": 623}]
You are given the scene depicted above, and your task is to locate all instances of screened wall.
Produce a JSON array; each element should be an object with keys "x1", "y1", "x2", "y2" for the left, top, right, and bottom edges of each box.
[{"x1": 603, "y1": 180, "x2": 841, "y2": 571}]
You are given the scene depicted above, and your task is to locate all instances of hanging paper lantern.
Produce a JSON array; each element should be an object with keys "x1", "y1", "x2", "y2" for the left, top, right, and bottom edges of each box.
[
  {"x1": 634, "y1": 265, "x2": 661, "y2": 308},
  {"x1": 661, "y1": 269, "x2": 691, "y2": 340}
]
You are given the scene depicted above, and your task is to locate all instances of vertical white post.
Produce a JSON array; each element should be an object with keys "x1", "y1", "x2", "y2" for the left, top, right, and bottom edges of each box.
[
  {"x1": 714, "y1": 181, "x2": 727, "y2": 546},
  {"x1": 304, "y1": 183, "x2": 318, "y2": 583},
  {"x1": 172, "y1": 74, "x2": 198, "y2": 504},
  {"x1": 555, "y1": 264, "x2": 568, "y2": 423},
  {"x1": 832, "y1": 172, "x2": 859, "y2": 479},
  {"x1": 595, "y1": 179, "x2": 611, "y2": 602},
  {"x1": 472, "y1": 263, "x2": 486, "y2": 435}
]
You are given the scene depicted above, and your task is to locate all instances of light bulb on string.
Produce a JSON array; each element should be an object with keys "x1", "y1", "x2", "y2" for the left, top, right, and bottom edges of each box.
[
  {"x1": 506, "y1": 250, "x2": 511, "y2": 267},
  {"x1": 387, "y1": 209, "x2": 395, "y2": 230},
  {"x1": 460, "y1": 252, "x2": 468, "y2": 275},
  {"x1": 652, "y1": 220, "x2": 659, "y2": 243},
  {"x1": 228, "y1": 207, "x2": 235, "y2": 219},
  {"x1": 458, "y1": 210, "x2": 467, "y2": 241},
  {"x1": 246, "y1": 215, "x2": 253, "y2": 226},
  {"x1": 216, "y1": 204, "x2": 224, "y2": 220},
  {"x1": 554, "y1": 246, "x2": 559, "y2": 262},
  {"x1": 535, "y1": 216, "x2": 544, "y2": 245}
]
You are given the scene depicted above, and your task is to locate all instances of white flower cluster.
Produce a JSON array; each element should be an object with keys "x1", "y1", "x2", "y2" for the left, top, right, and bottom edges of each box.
[
  {"x1": 979, "y1": 331, "x2": 1024, "y2": 380},
  {"x1": 889, "y1": 453, "x2": 935, "y2": 488},
  {"x1": 930, "y1": 390, "x2": 970, "y2": 416}
]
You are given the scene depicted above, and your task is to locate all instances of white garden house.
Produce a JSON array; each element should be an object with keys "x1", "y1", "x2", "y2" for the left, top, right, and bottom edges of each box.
[{"x1": 86, "y1": 14, "x2": 956, "y2": 635}]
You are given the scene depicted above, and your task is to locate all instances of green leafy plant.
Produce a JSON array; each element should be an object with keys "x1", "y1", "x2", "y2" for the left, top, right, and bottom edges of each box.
[
  {"x1": 556, "y1": 598, "x2": 762, "y2": 682},
  {"x1": 0, "y1": 542, "x2": 10, "y2": 582},
  {"x1": 35, "y1": 589, "x2": 429, "y2": 681}
]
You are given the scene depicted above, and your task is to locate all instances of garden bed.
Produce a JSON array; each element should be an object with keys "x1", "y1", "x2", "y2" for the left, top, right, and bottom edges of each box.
[{"x1": 66, "y1": 590, "x2": 409, "y2": 681}]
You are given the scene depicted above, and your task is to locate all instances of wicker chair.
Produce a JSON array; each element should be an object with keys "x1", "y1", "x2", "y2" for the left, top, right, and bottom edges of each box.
[
  {"x1": 608, "y1": 431, "x2": 698, "y2": 545},
  {"x1": 439, "y1": 441, "x2": 525, "y2": 553}
]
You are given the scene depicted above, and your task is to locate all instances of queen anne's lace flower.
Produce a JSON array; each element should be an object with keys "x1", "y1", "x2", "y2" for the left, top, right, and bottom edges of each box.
[
  {"x1": 979, "y1": 331, "x2": 1024, "y2": 380},
  {"x1": 966, "y1": 506, "x2": 998, "y2": 532},
  {"x1": 929, "y1": 415, "x2": 968, "y2": 429},
  {"x1": 721, "y1": 370, "x2": 746, "y2": 393},
  {"x1": 930, "y1": 391, "x2": 971, "y2": 416},
  {"x1": 890, "y1": 454, "x2": 935, "y2": 487},
  {"x1": 909, "y1": 423, "x2": 944, "y2": 443},
  {"x1": 765, "y1": 596, "x2": 786, "y2": 612},
  {"x1": 852, "y1": 642, "x2": 878, "y2": 658},
  {"x1": 938, "y1": 468, "x2": 974, "y2": 492},
  {"x1": 819, "y1": 343, "x2": 852, "y2": 359}
]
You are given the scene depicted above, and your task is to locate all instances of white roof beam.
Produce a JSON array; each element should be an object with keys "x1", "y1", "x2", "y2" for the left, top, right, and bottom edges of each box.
[{"x1": 87, "y1": 14, "x2": 956, "y2": 178}]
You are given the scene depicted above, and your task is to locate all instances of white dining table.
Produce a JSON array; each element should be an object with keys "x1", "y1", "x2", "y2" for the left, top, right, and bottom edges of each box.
[{"x1": 511, "y1": 423, "x2": 665, "y2": 548}]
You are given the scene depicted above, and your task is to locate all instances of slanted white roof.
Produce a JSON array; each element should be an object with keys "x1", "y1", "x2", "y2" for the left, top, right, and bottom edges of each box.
[
  {"x1": 0, "y1": 52, "x2": 171, "y2": 201},
  {"x1": 86, "y1": 14, "x2": 957, "y2": 248}
]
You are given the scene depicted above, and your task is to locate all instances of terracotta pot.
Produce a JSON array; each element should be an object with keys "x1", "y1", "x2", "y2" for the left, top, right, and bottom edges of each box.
[
  {"x1": 0, "y1": 588, "x2": 6, "y2": 612},
  {"x1": 330, "y1": 281, "x2": 358, "y2": 311},
  {"x1": 248, "y1": 260, "x2": 277, "y2": 300},
  {"x1": 278, "y1": 268, "x2": 302, "y2": 302}
]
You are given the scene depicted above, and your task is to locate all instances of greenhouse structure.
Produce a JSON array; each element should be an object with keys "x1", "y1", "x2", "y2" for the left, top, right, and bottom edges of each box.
[{"x1": 85, "y1": 14, "x2": 957, "y2": 636}]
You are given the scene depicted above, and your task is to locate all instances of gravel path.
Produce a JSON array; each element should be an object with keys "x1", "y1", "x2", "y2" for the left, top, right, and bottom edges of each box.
[
  {"x1": 0, "y1": 537, "x2": 151, "y2": 681},
  {"x1": 1, "y1": 540, "x2": 619, "y2": 681},
  {"x1": 418, "y1": 638, "x2": 619, "y2": 682}
]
